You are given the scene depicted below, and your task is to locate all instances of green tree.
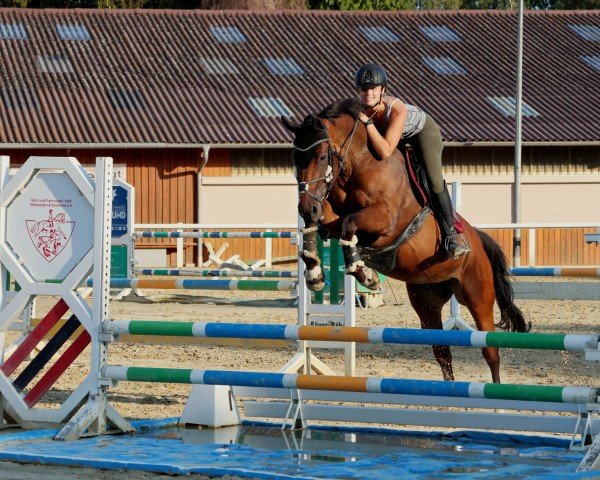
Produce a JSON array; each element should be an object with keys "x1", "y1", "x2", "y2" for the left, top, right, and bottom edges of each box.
[
  {"x1": 417, "y1": 0, "x2": 462, "y2": 8},
  {"x1": 529, "y1": 0, "x2": 600, "y2": 8},
  {"x1": 309, "y1": 0, "x2": 414, "y2": 9},
  {"x1": 0, "y1": 0, "x2": 29, "y2": 6}
]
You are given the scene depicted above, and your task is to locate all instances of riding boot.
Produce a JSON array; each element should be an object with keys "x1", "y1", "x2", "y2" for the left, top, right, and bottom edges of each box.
[{"x1": 434, "y1": 183, "x2": 470, "y2": 260}]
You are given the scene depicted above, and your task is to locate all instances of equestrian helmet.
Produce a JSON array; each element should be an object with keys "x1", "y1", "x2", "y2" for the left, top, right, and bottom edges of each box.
[{"x1": 354, "y1": 63, "x2": 388, "y2": 89}]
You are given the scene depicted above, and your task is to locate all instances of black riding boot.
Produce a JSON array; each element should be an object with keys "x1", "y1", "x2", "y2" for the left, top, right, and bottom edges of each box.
[{"x1": 434, "y1": 183, "x2": 470, "y2": 260}]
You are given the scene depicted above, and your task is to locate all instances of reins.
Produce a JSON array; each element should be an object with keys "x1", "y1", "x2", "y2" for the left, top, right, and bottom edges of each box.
[{"x1": 293, "y1": 118, "x2": 359, "y2": 208}]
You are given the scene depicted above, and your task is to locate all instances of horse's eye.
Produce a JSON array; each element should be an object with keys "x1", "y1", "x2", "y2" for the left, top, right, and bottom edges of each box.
[{"x1": 320, "y1": 154, "x2": 327, "y2": 162}]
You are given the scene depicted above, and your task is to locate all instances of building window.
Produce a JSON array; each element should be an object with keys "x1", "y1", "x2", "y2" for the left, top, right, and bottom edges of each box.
[
  {"x1": 487, "y1": 96, "x2": 539, "y2": 117},
  {"x1": 0, "y1": 23, "x2": 27, "y2": 40},
  {"x1": 248, "y1": 97, "x2": 293, "y2": 117},
  {"x1": 581, "y1": 55, "x2": 600, "y2": 72},
  {"x1": 38, "y1": 54, "x2": 74, "y2": 74},
  {"x1": 56, "y1": 24, "x2": 91, "y2": 41},
  {"x1": 419, "y1": 25, "x2": 461, "y2": 42},
  {"x1": 359, "y1": 26, "x2": 400, "y2": 43},
  {"x1": 231, "y1": 149, "x2": 293, "y2": 176},
  {"x1": 569, "y1": 24, "x2": 600, "y2": 42},
  {"x1": 1, "y1": 88, "x2": 39, "y2": 109},
  {"x1": 422, "y1": 56, "x2": 466, "y2": 75},
  {"x1": 263, "y1": 58, "x2": 304, "y2": 76},
  {"x1": 210, "y1": 26, "x2": 246, "y2": 44},
  {"x1": 200, "y1": 57, "x2": 239, "y2": 75},
  {"x1": 108, "y1": 89, "x2": 146, "y2": 109}
]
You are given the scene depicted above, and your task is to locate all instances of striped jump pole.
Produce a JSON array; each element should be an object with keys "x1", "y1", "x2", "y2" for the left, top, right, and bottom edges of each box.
[
  {"x1": 511, "y1": 267, "x2": 600, "y2": 278},
  {"x1": 134, "y1": 268, "x2": 298, "y2": 278},
  {"x1": 135, "y1": 231, "x2": 297, "y2": 239},
  {"x1": 1, "y1": 299, "x2": 69, "y2": 377},
  {"x1": 103, "y1": 366, "x2": 600, "y2": 404},
  {"x1": 87, "y1": 278, "x2": 297, "y2": 291},
  {"x1": 107, "y1": 321, "x2": 600, "y2": 351}
]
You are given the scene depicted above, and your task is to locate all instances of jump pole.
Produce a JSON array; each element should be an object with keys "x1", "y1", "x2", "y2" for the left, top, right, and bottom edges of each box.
[
  {"x1": 107, "y1": 320, "x2": 599, "y2": 351},
  {"x1": 86, "y1": 278, "x2": 297, "y2": 291},
  {"x1": 134, "y1": 268, "x2": 298, "y2": 278},
  {"x1": 104, "y1": 366, "x2": 599, "y2": 404},
  {"x1": 511, "y1": 267, "x2": 600, "y2": 277},
  {"x1": 135, "y1": 231, "x2": 297, "y2": 239}
]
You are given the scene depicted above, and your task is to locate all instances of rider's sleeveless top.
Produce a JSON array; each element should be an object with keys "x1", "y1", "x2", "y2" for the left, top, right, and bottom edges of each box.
[{"x1": 384, "y1": 96, "x2": 426, "y2": 139}]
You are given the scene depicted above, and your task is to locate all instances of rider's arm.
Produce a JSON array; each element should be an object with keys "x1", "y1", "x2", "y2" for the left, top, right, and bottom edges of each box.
[{"x1": 363, "y1": 101, "x2": 407, "y2": 159}]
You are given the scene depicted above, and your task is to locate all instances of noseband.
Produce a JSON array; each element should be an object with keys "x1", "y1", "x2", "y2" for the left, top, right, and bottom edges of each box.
[{"x1": 293, "y1": 120, "x2": 358, "y2": 209}]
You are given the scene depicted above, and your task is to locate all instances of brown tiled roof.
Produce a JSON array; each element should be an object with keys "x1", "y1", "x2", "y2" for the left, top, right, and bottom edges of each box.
[{"x1": 0, "y1": 8, "x2": 598, "y2": 145}]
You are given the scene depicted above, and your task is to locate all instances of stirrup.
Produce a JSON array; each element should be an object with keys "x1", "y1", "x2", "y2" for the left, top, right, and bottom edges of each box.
[{"x1": 445, "y1": 236, "x2": 470, "y2": 260}]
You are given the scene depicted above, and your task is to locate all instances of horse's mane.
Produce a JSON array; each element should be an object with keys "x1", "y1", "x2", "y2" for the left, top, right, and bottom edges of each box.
[{"x1": 318, "y1": 98, "x2": 362, "y2": 122}]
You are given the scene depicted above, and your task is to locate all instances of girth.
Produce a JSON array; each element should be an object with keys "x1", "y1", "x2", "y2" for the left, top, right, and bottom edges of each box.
[{"x1": 358, "y1": 206, "x2": 432, "y2": 274}]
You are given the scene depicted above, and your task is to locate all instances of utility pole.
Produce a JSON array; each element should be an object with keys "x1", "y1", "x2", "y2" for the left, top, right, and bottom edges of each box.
[{"x1": 513, "y1": 0, "x2": 524, "y2": 266}]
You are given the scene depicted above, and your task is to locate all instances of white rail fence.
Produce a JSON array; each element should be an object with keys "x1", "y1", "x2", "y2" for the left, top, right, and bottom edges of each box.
[{"x1": 133, "y1": 221, "x2": 599, "y2": 269}]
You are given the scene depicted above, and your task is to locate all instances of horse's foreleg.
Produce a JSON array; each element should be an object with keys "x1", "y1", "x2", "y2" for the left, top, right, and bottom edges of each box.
[
  {"x1": 339, "y1": 236, "x2": 380, "y2": 290},
  {"x1": 299, "y1": 201, "x2": 341, "y2": 292},
  {"x1": 340, "y1": 204, "x2": 394, "y2": 291},
  {"x1": 299, "y1": 225, "x2": 325, "y2": 291}
]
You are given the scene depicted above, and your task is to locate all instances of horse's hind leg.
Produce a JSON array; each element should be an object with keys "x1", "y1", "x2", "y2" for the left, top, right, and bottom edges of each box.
[
  {"x1": 457, "y1": 271, "x2": 501, "y2": 383},
  {"x1": 406, "y1": 282, "x2": 454, "y2": 381}
]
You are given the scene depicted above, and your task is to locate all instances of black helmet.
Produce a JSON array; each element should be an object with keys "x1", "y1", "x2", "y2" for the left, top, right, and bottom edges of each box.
[{"x1": 354, "y1": 63, "x2": 388, "y2": 89}]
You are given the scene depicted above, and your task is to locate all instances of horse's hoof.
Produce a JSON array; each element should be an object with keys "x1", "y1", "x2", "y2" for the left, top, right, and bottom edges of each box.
[
  {"x1": 363, "y1": 278, "x2": 380, "y2": 291},
  {"x1": 361, "y1": 268, "x2": 380, "y2": 291},
  {"x1": 307, "y1": 279, "x2": 325, "y2": 292},
  {"x1": 304, "y1": 266, "x2": 325, "y2": 292}
]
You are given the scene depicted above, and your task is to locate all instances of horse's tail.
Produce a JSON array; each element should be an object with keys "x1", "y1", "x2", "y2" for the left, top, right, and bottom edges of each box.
[{"x1": 477, "y1": 230, "x2": 531, "y2": 333}]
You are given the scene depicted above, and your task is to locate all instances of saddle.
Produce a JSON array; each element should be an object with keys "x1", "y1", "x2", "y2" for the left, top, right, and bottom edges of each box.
[
  {"x1": 358, "y1": 145, "x2": 465, "y2": 274},
  {"x1": 400, "y1": 143, "x2": 464, "y2": 234},
  {"x1": 320, "y1": 144, "x2": 464, "y2": 275}
]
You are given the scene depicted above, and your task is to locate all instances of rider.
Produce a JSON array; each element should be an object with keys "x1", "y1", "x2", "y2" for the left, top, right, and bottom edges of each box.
[{"x1": 354, "y1": 63, "x2": 469, "y2": 260}]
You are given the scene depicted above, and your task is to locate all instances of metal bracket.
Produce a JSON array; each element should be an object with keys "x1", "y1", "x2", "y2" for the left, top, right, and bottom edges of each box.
[
  {"x1": 282, "y1": 389, "x2": 306, "y2": 431},
  {"x1": 585, "y1": 348, "x2": 600, "y2": 362},
  {"x1": 571, "y1": 410, "x2": 596, "y2": 451},
  {"x1": 98, "y1": 332, "x2": 115, "y2": 343}
]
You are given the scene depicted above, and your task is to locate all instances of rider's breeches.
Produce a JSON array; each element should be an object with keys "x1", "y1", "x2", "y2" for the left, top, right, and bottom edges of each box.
[{"x1": 411, "y1": 114, "x2": 445, "y2": 194}]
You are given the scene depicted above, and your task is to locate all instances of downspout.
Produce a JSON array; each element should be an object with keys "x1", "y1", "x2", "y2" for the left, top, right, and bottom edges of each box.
[{"x1": 197, "y1": 145, "x2": 210, "y2": 266}]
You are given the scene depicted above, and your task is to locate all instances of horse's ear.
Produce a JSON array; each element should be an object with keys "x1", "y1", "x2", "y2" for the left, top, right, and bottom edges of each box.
[
  {"x1": 303, "y1": 114, "x2": 327, "y2": 135},
  {"x1": 280, "y1": 116, "x2": 300, "y2": 134}
]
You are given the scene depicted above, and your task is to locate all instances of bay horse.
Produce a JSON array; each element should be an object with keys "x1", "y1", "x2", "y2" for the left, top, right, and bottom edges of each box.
[{"x1": 281, "y1": 98, "x2": 530, "y2": 383}]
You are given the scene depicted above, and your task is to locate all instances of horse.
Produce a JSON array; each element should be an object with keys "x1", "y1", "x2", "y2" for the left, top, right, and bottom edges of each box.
[{"x1": 281, "y1": 98, "x2": 530, "y2": 383}]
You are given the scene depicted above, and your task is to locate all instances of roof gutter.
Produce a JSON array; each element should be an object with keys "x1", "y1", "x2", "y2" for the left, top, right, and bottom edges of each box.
[
  {"x1": 443, "y1": 141, "x2": 600, "y2": 147},
  {"x1": 1, "y1": 141, "x2": 599, "y2": 149},
  {"x1": 0, "y1": 143, "x2": 293, "y2": 149}
]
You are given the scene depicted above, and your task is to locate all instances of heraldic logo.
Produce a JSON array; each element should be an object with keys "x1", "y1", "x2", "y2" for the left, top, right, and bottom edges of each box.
[{"x1": 26, "y1": 209, "x2": 75, "y2": 262}]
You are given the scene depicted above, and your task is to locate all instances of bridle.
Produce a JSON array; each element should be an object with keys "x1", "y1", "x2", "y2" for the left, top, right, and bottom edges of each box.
[{"x1": 293, "y1": 119, "x2": 359, "y2": 209}]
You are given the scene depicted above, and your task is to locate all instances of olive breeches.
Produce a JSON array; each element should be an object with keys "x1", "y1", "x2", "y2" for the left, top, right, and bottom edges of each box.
[{"x1": 410, "y1": 114, "x2": 445, "y2": 194}]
